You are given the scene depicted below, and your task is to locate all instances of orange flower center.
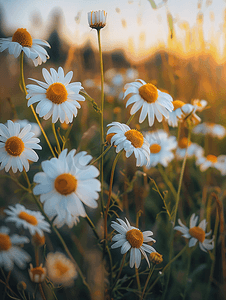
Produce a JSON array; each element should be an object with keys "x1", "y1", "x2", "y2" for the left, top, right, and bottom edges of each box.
[
  {"x1": 124, "y1": 129, "x2": 144, "y2": 148},
  {"x1": 189, "y1": 226, "x2": 205, "y2": 243},
  {"x1": 18, "y1": 211, "x2": 38, "y2": 226},
  {"x1": 0, "y1": 233, "x2": 12, "y2": 251},
  {"x1": 139, "y1": 83, "x2": 158, "y2": 103},
  {"x1": 150, "y1": 252, "x2": 163, "y2": 264},
  {"x1": 55, "y1": 261, "x2": 70, "y2": 276},
  {"x1": 206, "y1": 154, "x2": 218, "y2": 163},
  {"x1": 150, "y1": 143, "x2": 161, "y2": 154},
  {"x1": 126, "y1": 229, "x2": 144, "y2": 248},
  {"x1": 12, "y1": 28, "x2": 32, "y2": 47},
  {"x1": 172, "y1": 100, "x2": 185, "y2": 111},
  {"x1": 46, "y1": 83, "x2": 68, "y2": 104},
  {"x1": 106, "y1": 133, "x2": 115, "y2": 144},
  {"x1": 30, "y1": 266, "x2": 45, "y2": 276},
  {"x1": 5, "y1": 136, "x2": 24, "y2": 156},
  {"x1": 178, "y1": 137, "x2": 191, "y2": 149},
  {"x1": 54, "y1": 173, "x2": 77, "y2": 195},
  {"x1": 195, "y1": 101, "x2": 202, "y2": 107}
]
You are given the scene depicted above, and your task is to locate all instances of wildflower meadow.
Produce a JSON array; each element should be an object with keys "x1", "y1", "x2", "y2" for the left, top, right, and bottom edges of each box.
[{"x1": 0, "y1": 1, "x2": 225, "y2": 300}]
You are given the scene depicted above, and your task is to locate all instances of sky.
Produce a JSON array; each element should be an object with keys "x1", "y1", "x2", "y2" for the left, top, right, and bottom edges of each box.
[{"x1": 0, "y1": 0, "x2": 225, "y2": 56}]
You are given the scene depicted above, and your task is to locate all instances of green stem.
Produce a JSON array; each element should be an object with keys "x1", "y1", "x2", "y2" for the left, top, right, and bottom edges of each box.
[
  {"x1": 147, "y1": 244, "x2": 188, "y2": 297},
  {"x1": 79, "y1": 91, "x2": 101, "y2": 114},
  {"x1": 140, "y1": 265, "x2": 156, "y2": 300},
  {"x1": 126, "y1": 114, "x2": 135, "y2": 125},
  {"x1": 104, "y1": 151, "x2": 122, "y2": 240},
  {"x1": 97, "y1": 28, "x2": 105, "y2": 217},
  {"x1": 162, "y1": 128, "x2": 191, "y2": 299},
  {"x1": 91, "y1": 145, "x2": 111, "y2": 165},
  {"x1": 52, "y1": 123, "x2": 61, "y2": 155},
  {"x1": 85, "y1": 215, "x2": 100, "y2": 240},
  {"x1": 0, "y1": 175, "x2": 30, "y2": 192},
  {"x1": 158, "y1": 164, "x2": 177, "y2": 199},
  {"x1": 39, "y1": 283, "x2": 47, "y2": 300},
  {"x1": 23, "y1": 170, "x2": 31, "y2": 190},
  {"x1": 182, "y1": 248, "x2": 192, "y2": 300},
  {"x1": 111, "y1": 254, "x2": 126, "y2": 293},
  {"x1": 135, "y1": 267, "x2": 141, "y2": 293},
  {"x1": 19, "y1": 52, "x2": 56, "y2": 158}
]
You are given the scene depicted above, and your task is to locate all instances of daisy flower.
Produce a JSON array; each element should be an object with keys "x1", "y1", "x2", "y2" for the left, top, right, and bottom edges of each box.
[
  {"x1": 13, "y1": 119, "x2": 41, "y2": 138},
  {"x1": 46, "y1": 252, "x2": 77, "y2": 287},
  {"x1": 111, "y1": 218, "x2": 156, "y2": 268},
  {"x1": 196, "y1": 154, "x2": 222, "y2": 172},
  {"x1": 88, "y1": 10, "x2": 107, "y2": 30},
  {"x1": 167, "y1": 100, "x2": 185, "y2": 127},
  {"x1": 0, "y1": 28, "x2": 50, "y2": 66},
  {"x1": 4, "y1": 204, "x2": 51, "y2": 237},
  {"x1": 192, "y1": 99, "x2": 208, "y2": 112},
  {"x1": 174, "y1": 214, "x2": 214, "y2": 252},
  {"x1": 33, "y1": 149, "x2": 101, "y2": 228},
  {"x1": 0, "y1": 226, "x2": 31, "y2": 271},
  {"x1": 124, "y1": 79, "x2": 174, "y2": 126},
  {"x1": 26, "y1": 67, "x2": 85, "y2": 124},
  {"x1": 176, "y1": 137, "x2": 204, "y2": 160},
  {"x1": 216, "y1": 155, "x2": 226, "y2": 175},
  {"x1": 144, "y1": 130, "x2": 177, "y2": 167},
  {"x1": 180, "y1": 103, "x2": 201, "y2": 126},
  {"x1": 0, "y1": 120, "x2": 42, "y2": 173},
  {"x1": 193, "y1": 122, "x2": 226, "y2": 139},
  {"x1": 106, "y1": 122, "x2": 150, "y2": 167}
]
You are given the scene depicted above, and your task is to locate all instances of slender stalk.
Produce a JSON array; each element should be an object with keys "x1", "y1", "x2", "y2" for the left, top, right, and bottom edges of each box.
[
  {"x1": 97, "y1": 28, "x2": 105, "y2": 216},
  {"x1": 146, "y1": 244, "x2": 188, "y2": 298},
  {"x1": 135, "y1": 267, "x2": 141, "y2": 293},
  {"x1": 182, "y1": 248, "x2": 192, "y2": 300},
  {"x1": 104, "y1": 151, "x2": 122, "y2": 240},
  {"x1": 85, "y1": 215, "x2": 100, "y2": 240},
  {"x1": 158, "y1": 164, "x2": 177, "y2": 199},
  {"x1": 91, "y1": 145, "x2": 111, "y2": 165},
  {"x1": 23, "y1": 170, "x2": 31, "y2": 190},
  {"x1": 19, "y1": 52, "x2": 56, "y2": 158},
  {"x1": 162, "y1": 128, "x2": 191, "y2": 299},
  {"x1": 52, "y1": 123, "x2": 61, "y2": 155},
  {"x1": 39, "y1": 283, "x2": 47, "y2": 300},
  {"x1": 35, "y1": 246, "x2": 39, "y2": 267},
  {"x1": 126, "y1": 114, "x2": 135, "y2": 125},
  {"x1": 111, "y1": 254, "x2": 126, "y2": 293},
  {"x1": 173, "y1": 128, "x2": 191, "y2": 225},
  {"x1": 79, "y1": 91, "x2": 101, "y2": 114},
  {"x1": 140, "y1": 265, "x2": 156, "y2": 300},
  {"x1": 0, "y1": 175, "x2": 30, "y2": 192}
]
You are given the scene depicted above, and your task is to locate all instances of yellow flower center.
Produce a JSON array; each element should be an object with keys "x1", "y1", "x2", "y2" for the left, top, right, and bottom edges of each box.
[
  {"x1": 189, "y1": 226, "x2": 205, "y2": 243},
  {"x1": 55, "y1": 261, "x2": 70, "y2": 276},
  {"x1": 138, "y1": 83, "x2": 158, "y2": 103},
  {"x1": 46, "y1": 83, "x2": 68, "y2": 104},
  {"x1": 0, "y1": 233, "x2": 12, "y2": 251},
  {"x1": 18, "y1": 211, "x2": 38, "y2": 226},
  {"x1": 126, "y1": 229, "x2": 144, "y2": 248},
  {"x1": 172, "y1": 100, "x2": 185, "y2": 111},
  {"x1": 150, "y1": 143, "x2": 161, "y2": 154},
  {"x1": 206, "y1": 154, "x2": 218, "y2": 163},
  {"x1": 5, "y1": 136, "x2": 25, "y2": 156},
  {"x1": 106, "y1": 133, "x2": 115, "y2": 144},
  {"x1": 124, "y1": 129, "x2": 144, "y2": 148},
  {"x1": 54, "y1": 173, "x2": 77, "y2": 195},
  {"x1": 195, "y1": 101, "x2": 202, "y2": 107},
  {"x1": 178, "y1": 137, "x2": 191, "y2": 149},
  {"x1": 12, "y1": 28, "x2": 32, "y2": 47},
  {"x1": 150, "y1": 252, "x2": 163, "y2": 264}
]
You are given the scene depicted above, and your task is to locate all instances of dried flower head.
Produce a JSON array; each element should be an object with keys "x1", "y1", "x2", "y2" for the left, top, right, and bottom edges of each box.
[{"x1": 29, "y1": 263, "x2": 47, "y2": 283}]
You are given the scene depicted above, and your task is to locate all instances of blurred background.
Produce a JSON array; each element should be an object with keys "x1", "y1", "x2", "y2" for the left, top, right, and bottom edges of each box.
[{"x1": 0, "y1": 0, "x2": 226, "y2": 125}]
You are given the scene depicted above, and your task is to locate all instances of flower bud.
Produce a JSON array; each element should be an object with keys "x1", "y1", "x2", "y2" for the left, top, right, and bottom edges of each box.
[
  {"x1": 28, "y1": 264, "x2": 47, "y2": 283},
  {"x1": 150, "y1": 252, "x2": 163, "y2": 264},
  {"x1": 88, "y1": 10, "x2": 107, "y2": 30}
]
